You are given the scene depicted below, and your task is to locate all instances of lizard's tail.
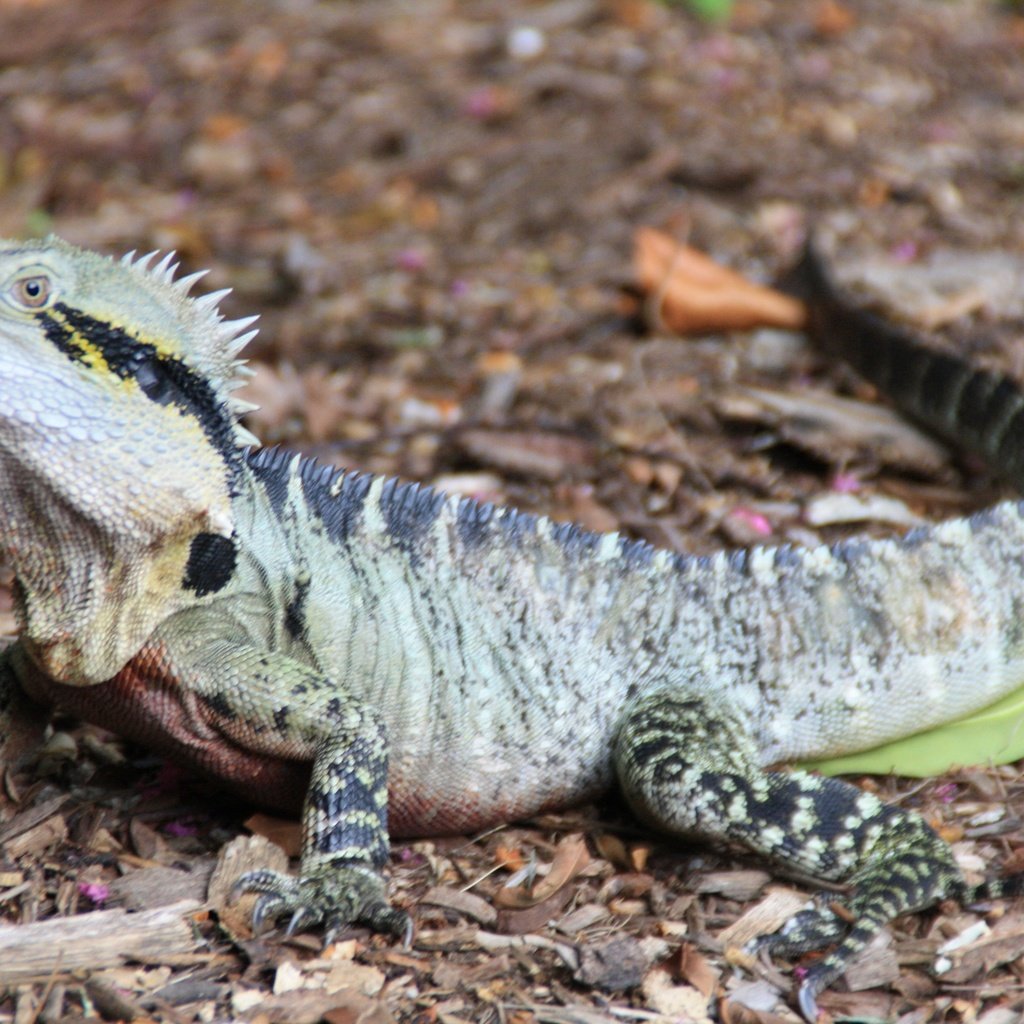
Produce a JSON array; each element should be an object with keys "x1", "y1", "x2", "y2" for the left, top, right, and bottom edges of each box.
[
  {"x1": 780, "y1": 242, "x2": 1024, "y2": 492},
  {"x1": 959, "y1": 872, "x2": 1024, "y2": 903}
]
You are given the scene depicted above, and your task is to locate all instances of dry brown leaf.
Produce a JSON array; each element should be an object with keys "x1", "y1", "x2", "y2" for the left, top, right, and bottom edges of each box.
[
  {"x1": 592, "y1": 832, "x2": 632, "y2": 869},
  {"x1": 814, "y1": 0, "x2": 856, "y2": 36},
  {"x1": 633, "y1": 227, "x2": 806, "y2": 335},
  {"x1": 719, "y1": 998, "x2": 793, "y2": 1024},
  {"x1": 244, "y1": 812, "x2": 302, "y2": 857},
  {"x1": 531, "y1": 834, "x2": 591, "y2": 902},
  {"x1": 494, "y1": 843, "x2": 526, "y2": 872},
  {"x1": 494, "y1": 833, "x2": 590, "y2": 909},
  {"x1": 495, "y1": 886, "x2": 574, "y2": 934},
  {"x1": 677, "y1": 943, "x2": 720, "y2": 999},
  {"x1": 629, "y1": 842, "x2": 651, "y2": 872}
]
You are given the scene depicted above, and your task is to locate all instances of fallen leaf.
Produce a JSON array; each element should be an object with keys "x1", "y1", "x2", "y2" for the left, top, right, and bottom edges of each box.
[
  {"x1": 634, "y1": 227, "x2": 806, "y2": 335},
  {"x1": 814, "y1": 0, "x2": 855, "y2": 36},
  {"x1": 244, "y1": 813, "x2": 302, "y2": 857},
  {"x1": 493, "y1": 843, "x2": 526, "y2": 872},
  {"x1": 494, "y1": 834, "x2": 590, "y2": 908},
  {"x1": 527, "y1": 834, "x2": 591, "y2": 903}
]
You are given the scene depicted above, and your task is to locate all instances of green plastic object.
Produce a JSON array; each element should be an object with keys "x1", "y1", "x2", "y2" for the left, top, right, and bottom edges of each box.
[{"x1": 803, "y1": 683, "x2": 1024, "y2": 778}]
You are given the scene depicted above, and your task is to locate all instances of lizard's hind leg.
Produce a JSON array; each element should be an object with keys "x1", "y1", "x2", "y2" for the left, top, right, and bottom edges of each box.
[{"x1": 613, "y1": 687, "x2": 976, "y2": 1019}]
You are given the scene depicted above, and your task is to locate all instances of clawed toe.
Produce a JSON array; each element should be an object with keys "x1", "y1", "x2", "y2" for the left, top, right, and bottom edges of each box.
[{"x1": 230, "y1": 863, "x2": 404, "y2": 944}]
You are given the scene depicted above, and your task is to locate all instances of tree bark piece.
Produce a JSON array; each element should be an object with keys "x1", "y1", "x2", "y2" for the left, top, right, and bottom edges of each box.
[{"x1": 0, "y1": 899, "x2": 201, "y2": 985}]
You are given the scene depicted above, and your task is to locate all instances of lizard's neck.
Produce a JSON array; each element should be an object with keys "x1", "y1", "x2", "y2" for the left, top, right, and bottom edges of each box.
[{"x1": 1, "y1": 455, "x2": 203, "y2": 685}]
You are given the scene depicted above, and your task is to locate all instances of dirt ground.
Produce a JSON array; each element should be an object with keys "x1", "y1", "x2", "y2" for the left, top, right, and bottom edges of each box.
[{"x1": 2, "y1": 0, "x2": 1024, "y2": 1021}]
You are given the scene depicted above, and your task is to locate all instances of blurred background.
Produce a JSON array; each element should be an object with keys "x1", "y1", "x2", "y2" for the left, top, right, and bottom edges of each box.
[{"x1": 1, "y1": 0, "x2": 1022, "y2": 552}]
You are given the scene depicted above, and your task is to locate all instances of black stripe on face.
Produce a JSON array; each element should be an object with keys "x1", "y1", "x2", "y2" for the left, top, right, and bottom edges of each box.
[{"x1": 40, "y1": 303, "x2": 240, "y2": 469}]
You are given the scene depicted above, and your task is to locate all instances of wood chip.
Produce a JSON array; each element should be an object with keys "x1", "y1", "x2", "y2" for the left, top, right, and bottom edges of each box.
[
  {"x1": 3, "y1": 814, "x2": 67, "y2": 858},
  {"x1": 208, "y1": 834, "x2": 289, "y2": 937},
  {"x1": 839, "y1": 931, "x2": 900, "y2": 993},
  {"x1": 553, "y1": 902, "x2": 609, "y2": 935},
  {"x1": 693, "y1": 870, "x2": 772, "y2": 902},
  {"x1": 0, "y1": 794, "x2": 69, "y2": 845},
  {"x1": 455, "y1": 429, "x2": 597, "y2": 481},
  {"x1": 0, "y1": 899, "x2": 201, "y2": 984},
  {"x1": 575, "y1": 935, "x2": 650, "y2": 991},
  {"x1": 717, "y1": 888, "x2": 809, "y2": 949},
  {"x1": 420, "y1": 886, "x2": 498, "y2": 926},
  {"x1": 641, "y1": 967, "x2": 712, "y2": 1022},
  {"x1": 804, "y1": 491, "x2": 923, "y2": 528},
  {"x1": 108, "y1": 863, "x2": 214, "y2": 911},
  {"x1": 717, "y1": 385, "x2": 950, "y2": 474},
  {"x1": 937, "y1": 915, "x2": 1024, "y2": 983}
]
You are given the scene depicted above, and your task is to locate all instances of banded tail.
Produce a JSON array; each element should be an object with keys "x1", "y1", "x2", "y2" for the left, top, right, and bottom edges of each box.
[{"x1": 783, "y1": 244, "x2": 1024, "y2": 490}]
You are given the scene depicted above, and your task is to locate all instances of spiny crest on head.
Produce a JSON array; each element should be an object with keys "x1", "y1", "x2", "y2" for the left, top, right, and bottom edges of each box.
[{"x1": 119, "y1": 246, "x2": 261, "y2": 446}]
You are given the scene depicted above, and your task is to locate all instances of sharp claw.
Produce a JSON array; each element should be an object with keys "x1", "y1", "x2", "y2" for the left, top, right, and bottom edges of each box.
[
  {"x1": 285, "y1": 905, "x2": 320, "y2": 937},
  {"x1": 797, "y1": 980, "x2": 820, "y2": 1023},
  {"x1": 251, "y1": 895, "x2": 281, "y2": 933},
  {"x1": 400, "y1": 914, "x2": 414, "y2": 948}
]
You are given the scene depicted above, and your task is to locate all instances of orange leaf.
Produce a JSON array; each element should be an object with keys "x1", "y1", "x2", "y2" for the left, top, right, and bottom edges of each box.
[
  {"x1": 493, "y1": 833, "x2": 590, "y2": 908},
  {"x1": 633, "y1": 227, "x2": 806, "y2": 336},
  {"x1": 494, "y1": 843, "x2": 526, "y2": 871},
  {"x1": 244, "y1": 813, "x2": 302, "y2": 857},
  {"x1": 531, "y1": 833, "x2": 590, "y2": 902}
]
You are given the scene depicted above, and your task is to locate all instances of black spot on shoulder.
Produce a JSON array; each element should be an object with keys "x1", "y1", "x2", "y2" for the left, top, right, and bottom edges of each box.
[
  {"x1": 183, "y1": 532, "x2": 237, "y2": 596},
  {"x1": 273, "y1": 705, "x2": 290, "y2": 732}
]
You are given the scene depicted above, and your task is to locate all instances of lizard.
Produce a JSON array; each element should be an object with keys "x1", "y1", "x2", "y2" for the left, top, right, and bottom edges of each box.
[{"x1": 0, "y1": 236, "x2": 1022, "y2": 1020}]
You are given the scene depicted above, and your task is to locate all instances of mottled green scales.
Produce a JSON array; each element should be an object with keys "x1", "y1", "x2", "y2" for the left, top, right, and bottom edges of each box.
[{"x1": 0, "y1": 237, "x2": 1022, "y2": 1020}]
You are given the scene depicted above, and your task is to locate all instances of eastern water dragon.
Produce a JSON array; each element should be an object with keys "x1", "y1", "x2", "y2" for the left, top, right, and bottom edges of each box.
[{"x1": 0, "y1": 236, "x2": 1022, "y2": 1019}]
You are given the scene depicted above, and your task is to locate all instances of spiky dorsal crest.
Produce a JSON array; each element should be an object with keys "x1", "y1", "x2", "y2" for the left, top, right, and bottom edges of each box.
[{"x1": 118, "y1": 245, "x2": 261, "y2": 446}]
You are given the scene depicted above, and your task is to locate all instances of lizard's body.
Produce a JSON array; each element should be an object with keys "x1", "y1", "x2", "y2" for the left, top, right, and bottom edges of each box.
[
  {"x1": 23, "y1": 461, "x2": 1024, "y2": 829},
  {"x1": 1, "y1": 237, "x2": 1022, "y2": 1018}
]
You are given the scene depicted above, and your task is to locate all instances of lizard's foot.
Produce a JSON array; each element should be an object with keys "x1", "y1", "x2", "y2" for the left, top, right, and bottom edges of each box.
[
  {"x1": 748, "y1": 899, "x2": 846, "y2": 959},
  {"x1": 752, "y1": 839, "x2": 963, "y2": 1021},
  {"x1": 232, "y1": 864, "x2": 411, "y2": 944},
  {"x1": 748, "y1": 904, "x2": 849, "y2": 1022}
]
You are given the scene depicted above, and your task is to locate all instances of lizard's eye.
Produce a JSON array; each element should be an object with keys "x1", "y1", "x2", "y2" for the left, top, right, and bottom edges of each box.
[
  {"x1": 11, "y1": 274, "x2": 54, "y2": 310},
  {"x1": 135, "y1": 356, "x2": 174, "y2": 403}
]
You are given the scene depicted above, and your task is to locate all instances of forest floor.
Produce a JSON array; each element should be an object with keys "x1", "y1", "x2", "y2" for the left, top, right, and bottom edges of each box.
[{"x1": 2, "y1": 1, "x2": 1024, "y2": 1021}]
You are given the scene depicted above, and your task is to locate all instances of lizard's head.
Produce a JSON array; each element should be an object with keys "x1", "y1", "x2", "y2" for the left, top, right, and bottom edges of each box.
[
  {"x1": 0, "y1": 236, "x2": 263, "y2": 680},
  {"x1": 0, "y1": 236, "x2": 259, "y2": 546}
]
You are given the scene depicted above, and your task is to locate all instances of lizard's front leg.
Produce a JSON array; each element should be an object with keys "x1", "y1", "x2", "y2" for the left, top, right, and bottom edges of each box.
[{"x1": 177, "y1": 638, "x2": 409, "y2": 941}]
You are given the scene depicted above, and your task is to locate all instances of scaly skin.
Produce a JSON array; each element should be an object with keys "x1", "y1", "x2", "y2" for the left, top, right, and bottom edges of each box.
[{"x1": 0, "y1": 237, "x2": 1022, "y2": 1019}]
